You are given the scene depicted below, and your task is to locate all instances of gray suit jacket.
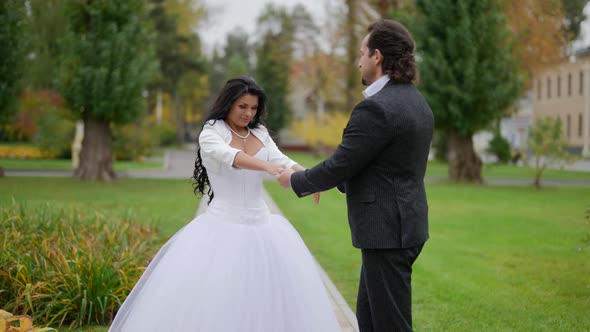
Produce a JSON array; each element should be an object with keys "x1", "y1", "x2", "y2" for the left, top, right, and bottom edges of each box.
[{"x1": 291, "y1": 80, "x2": 434, "y2": 249}]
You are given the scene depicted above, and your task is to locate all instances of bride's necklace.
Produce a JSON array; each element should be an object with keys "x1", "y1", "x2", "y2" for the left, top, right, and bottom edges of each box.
[{"x1": 228, "y1": 125, "x2": 250, "y2": 143}]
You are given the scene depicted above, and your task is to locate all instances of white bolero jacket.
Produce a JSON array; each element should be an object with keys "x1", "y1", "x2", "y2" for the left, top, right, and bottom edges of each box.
[{"x1": 198, "y1": 119, "x2": 297, "y2": 174}]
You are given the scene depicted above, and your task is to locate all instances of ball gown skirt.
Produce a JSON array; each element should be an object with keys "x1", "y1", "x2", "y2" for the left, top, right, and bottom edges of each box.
[{"x1": 108, "y1": 148, "x2": 340, "y2": 331}]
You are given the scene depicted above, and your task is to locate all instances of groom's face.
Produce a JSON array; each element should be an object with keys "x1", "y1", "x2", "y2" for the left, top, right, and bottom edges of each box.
[{"x1": 358, "y1": 33, "x2": 380, "y2": 86}]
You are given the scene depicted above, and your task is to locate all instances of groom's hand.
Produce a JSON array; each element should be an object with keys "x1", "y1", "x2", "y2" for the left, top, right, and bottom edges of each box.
[
  {"x1": 276, "y1": 168, "x2": 295, "y2": 189},
  {"x1": 312, "y1": 192, "x2": 321, "y2": 204}
]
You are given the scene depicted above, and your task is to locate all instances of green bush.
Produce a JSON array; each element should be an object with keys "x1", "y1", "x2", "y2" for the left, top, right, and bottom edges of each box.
[
  {"x1": 34, "y1": 111, "x2": 75, "y2": 159},
  {"x1": 152, "y1": 122, "x2": 176, "y2": 147},
  {"x1": 0, "y1": 202, "x2": 164, "y2": 329},
  {"x1": 487, "y1": 132, "x2": 511, "y2": 163},
  {"x1": 112, "y1": 123, "x2": 157, "y2": 161}
]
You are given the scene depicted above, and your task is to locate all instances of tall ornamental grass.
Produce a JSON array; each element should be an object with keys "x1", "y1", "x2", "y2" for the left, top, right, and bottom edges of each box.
[{"x1": 0, "y1": 202, "x2": 164, "y2": 329}]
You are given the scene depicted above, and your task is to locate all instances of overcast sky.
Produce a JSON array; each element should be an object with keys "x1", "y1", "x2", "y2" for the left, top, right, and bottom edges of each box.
[
  {"x1": 199, "y1": 0, "x2": 328, "y2": 53},
  {"x1": 573, "y1": 3, "x2": 590, "y2": 51},
  {"x1": 199, "y1": 1, "x2": 590, "y2": 54}
]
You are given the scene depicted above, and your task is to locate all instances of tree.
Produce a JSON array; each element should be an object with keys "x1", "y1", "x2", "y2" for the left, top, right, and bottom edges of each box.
[
  {"x1": 561, "y1": 0, "x2": 588, "y2": 42},
  {"x1": 255, "y1": 4, "x2": 295, "y2": 133},
  {"x1": 204, "y1": 30, "x2": 252, "y2": 120},
  {"x1": 344, "y1": 0, "x2": 361, "y2": 110},
  {"x1": 59, "y1": 0, "x2": 156, "y2": 181},
  {"x1": 224, "y1": 29, "x2": 252, "y2": 68},
  {"x1": 206, "y1": 49, "x2": 226, "y2": 107},
  {"x1": 291, "y1": 4, "x2": 320, "y2": 60},
  {"x1": 25, "y1": 0, "x2": 68, "y2": 90},
  {"x1": 222, "y1": 29, "x2": 253, "y2": 81},
  {"x1": 370, "y1": 0, "x2": 413, "y2": 18},
  {"x1": 163, "y1": 0, "x2": 207, "y2": 36},
  {"x1": 527, "y1": 117, "x2": 575, "y2": 188},
  {"x1": 504, "y1": 0, "x2": 566, "y2": 87},
  {"x1": 225, "y1": 55, "x2": 250, "y2": 81},
  {"x1": 0, "y1": 0, "x2": 27, "y2": 176},
  {"x1": 148, "y1": 0, "x2": 205, "y2": 145},
  {"x1": 414, "y1": 0, "x2": 522, "y2": 182},
  {"x1": 0, "y1": 0, "x2": 26, "y2": 125},
  {"x1": 504, "y1": 1, "x2": 587, "y2": 86}
]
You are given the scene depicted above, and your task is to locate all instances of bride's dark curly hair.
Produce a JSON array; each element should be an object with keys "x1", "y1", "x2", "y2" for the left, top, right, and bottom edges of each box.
[{"x1": 192, "y1": 77, "x2": 267, "y2": 203}]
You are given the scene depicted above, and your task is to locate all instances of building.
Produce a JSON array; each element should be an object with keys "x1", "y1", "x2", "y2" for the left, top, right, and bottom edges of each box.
[
  {"x1": 501, "y1": 93, "x2": 534, "y2": 151},
  {"x1": 532, "y1": 48, "x2": 590, "y2": 155}
]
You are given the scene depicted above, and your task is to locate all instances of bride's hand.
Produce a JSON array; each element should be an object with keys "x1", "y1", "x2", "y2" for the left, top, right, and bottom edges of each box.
[
  {"x1": 312, "y1": 192, "x2": 321, "y2": 204},
  {"x1": 265, "y1": 163, "x2": 286, "y2": 176}
]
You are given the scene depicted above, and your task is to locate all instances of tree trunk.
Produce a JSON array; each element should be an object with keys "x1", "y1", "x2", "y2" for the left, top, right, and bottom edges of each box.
[
  {"x1": 75, "y1": 117, "x2": 117, "y2": 181},
  {"x1": 446, "y1": 130, "x2": 482, "y2": 183},
  {"x1": 377, "y1": 0, "x2": 390, "y2": 17},
  {"x1": 534, "y1": 174, "x2": 542, "y2": 188},
  {"x1": 345, "y1": 0, "x2": 358, "y2": 111},
  {"x1": 174, "y1": 91, "x2": 184, "y2": 146},
  {"x1": 534, "y1": 160, "x2": 544, "y2": 188}
]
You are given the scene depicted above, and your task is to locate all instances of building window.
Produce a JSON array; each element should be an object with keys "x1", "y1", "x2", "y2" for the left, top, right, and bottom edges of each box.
[
  {"x1": 580, "y1": 113, "x2": 584, "y2": 137},
  {"x1": 580, "y1": 71, "x2": 584, "y2": 96},
  {"x1": 557, "y1": 76, "x2": 561, "y2": 97},
  {"x1": 567, "y1": 114, "x2": 571, "y2": 138},
  {"x1": 538, "y1": 80, "x2": 542, "y2": 100},
  {"x1": 547, "y1": 77, "x2": 551, "y2": 99},
  {"x1": 568, "y1": 73, "x2": 572, "y2": 96}
]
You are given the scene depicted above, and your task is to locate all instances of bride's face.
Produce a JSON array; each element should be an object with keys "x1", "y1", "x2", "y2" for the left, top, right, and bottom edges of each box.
[{"x1": 227, "y1": 94, "x2": 258, "y2": 129}]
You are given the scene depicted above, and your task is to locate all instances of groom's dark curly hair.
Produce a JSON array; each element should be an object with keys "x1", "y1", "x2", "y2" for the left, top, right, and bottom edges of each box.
[
  {"x1": 192, "y1": 77, "x2": 267, "y2": 204},
  {"x1": 367, "y1": 20, "x2": 418, "y2": 83}
]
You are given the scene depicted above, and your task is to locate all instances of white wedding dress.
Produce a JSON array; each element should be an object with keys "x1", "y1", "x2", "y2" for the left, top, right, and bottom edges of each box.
[{"x1": 109, "y1": 147, "x2": 340, "y2": 332}]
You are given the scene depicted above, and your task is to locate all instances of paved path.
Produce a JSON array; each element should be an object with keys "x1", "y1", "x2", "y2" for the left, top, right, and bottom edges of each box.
[
  {"x1": 4, "y1": 150, "x2": 197, "y2": 179},
  {"x1": 6, "y1": 149, "x2": 590, "y2": 187},
  {"x1": 425, "y1": 177, "x2": 590, "y2": 187}
]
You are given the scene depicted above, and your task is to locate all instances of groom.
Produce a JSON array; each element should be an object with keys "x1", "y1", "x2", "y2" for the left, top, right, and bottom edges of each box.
[{"x1": 277, "y1": 20, "x2": 433, "y2": 332}]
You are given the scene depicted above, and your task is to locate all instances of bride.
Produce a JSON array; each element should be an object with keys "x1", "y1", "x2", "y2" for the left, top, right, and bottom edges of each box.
[{"x1": 108, "y1": 77, "x2": 340, "y2": 331}]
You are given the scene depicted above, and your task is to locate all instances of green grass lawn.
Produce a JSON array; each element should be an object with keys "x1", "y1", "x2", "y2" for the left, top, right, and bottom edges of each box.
[
  {"x1": 265, "y1": 181, "x2": 590, "y2": 331},
  {"x1": 284, "y1": 151, "x2": 590, "y2": 181},
  {"x1": 0, "y1": 158, "x2": 163, "y2": 171},
  {"x1": 3, "y1": 174, "x2": 589, "y2": 331},
  {"x1": 0, "y1": 177, "x2": 198, "y2": 236},
  {"x1": 1, "y1": 177, "x2": 201, "y2": 332}
]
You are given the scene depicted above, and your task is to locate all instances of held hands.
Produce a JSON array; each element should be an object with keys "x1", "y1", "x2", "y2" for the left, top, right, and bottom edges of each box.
[
  {"x1": 276, "y1": 167, "x2": 294, "y2": 188},
  {"x1": 312, "y1": 192, "x2": 321, "y2": 204},
  {"x1": 273, "y1": 165, "x2": 321, "y2": 204},
  {"x1": 265, "y1": 163, "x2": 287, "y2": 177}
]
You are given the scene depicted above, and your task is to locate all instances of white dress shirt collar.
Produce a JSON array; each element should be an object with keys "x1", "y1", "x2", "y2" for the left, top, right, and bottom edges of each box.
[{"x1": 362, "y1": 75, "x2": 390, "y2": 98}]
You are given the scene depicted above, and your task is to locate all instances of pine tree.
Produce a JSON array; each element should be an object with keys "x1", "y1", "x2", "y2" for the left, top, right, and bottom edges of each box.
[
  {"x1": 148, "y1": 0, "x2": 204, "y2": 145},
  {"x1": 59, "y1": 0, "x2": 156, "y2": 180},
  {"x1": 255, "y1": 4, "x2": 295, "y2": 134},
  {"x1": 562, "y1": 0, "x2": 588, "y2": 42},
  {"x1": 222, "y1": 29, "x2": 253, "y2": 82},
  {"x1": 0, "y1": 0, "x2": 27, "y2": 176},
  {"x1": 25, "y1": 0, "x2": 67, "y2": 90},
  {"x1": 0, "y1": 0, "x2": 26, "y2": 124},
  {"x1": 414, "y1": 0, "x2": 522, "y2": 182}
]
